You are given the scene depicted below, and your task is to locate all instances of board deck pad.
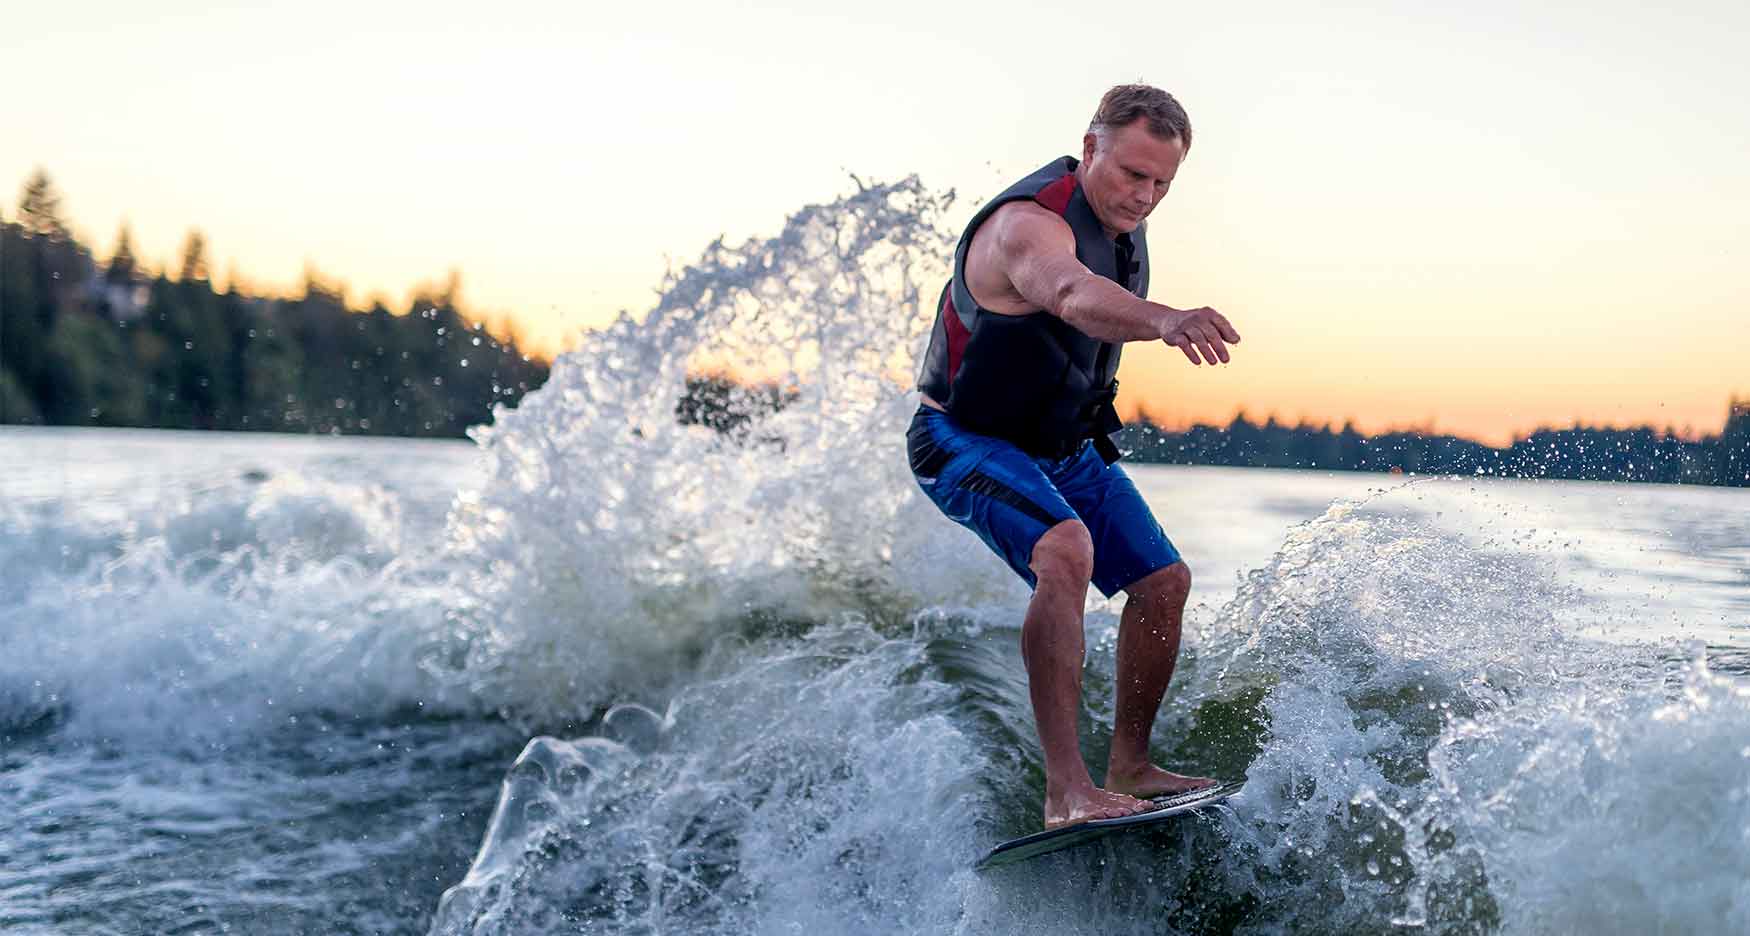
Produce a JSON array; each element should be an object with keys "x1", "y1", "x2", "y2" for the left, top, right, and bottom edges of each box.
[{"x1": 975, "y1": 780, "x2": 1244, "y2": 869}]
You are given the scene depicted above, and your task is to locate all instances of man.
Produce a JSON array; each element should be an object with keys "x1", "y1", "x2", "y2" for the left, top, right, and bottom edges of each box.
[{"x1": 907, "y1": 85, "x2": 1241, "y2": 831}]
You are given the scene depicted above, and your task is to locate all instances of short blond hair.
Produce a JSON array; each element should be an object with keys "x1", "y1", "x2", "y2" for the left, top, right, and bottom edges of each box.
[{"x1": 1089, "y1": 84, "x2": 1192, "y2": 148}]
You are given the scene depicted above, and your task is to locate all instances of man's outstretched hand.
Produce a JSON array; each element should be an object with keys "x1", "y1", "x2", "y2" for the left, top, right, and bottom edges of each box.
[{"x1": 1159, "y1": 307, "x2": 1241, "y2": 365}]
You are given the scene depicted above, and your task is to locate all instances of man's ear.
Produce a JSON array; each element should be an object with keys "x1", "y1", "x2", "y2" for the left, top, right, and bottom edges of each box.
[{"x1": 1081, "y1": 131, "x2": 1098, "y2": 164}]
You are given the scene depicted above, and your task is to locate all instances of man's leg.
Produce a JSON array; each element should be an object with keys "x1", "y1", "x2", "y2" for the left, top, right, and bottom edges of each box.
[
  {"x1": 1027, "y1": 520, "x2": 1158, "y2": 828},
  {"x1": 1103, "y1": 561, "x2": 1216, "y2": 798},
  {"x1": 905, "y1": 407, "x2": 1154, "y2": 828}
]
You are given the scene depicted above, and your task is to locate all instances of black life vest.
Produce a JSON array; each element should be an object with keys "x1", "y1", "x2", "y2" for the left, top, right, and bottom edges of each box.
[{"x1": 916, "y1": 156, "x2": 1148, "y2": 463}]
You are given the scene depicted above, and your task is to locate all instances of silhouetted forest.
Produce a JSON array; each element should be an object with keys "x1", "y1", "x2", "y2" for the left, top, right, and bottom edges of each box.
[
  {"x1": 1116, "y1": 405, "x2": 1748, "y2": 487},
  {"x1": 1, "y1": 169, "x2": 547, "y2": 436}
]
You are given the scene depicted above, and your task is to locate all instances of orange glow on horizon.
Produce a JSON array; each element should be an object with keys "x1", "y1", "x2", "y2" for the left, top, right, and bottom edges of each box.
[{"x1": 6, "y1": 0, "x2": 1746, "y2": 447}]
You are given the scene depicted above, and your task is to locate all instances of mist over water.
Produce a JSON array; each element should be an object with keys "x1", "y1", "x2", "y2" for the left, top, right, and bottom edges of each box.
[{"x1": 2, "y1": 177, "x2": 1747, "y2": 934}]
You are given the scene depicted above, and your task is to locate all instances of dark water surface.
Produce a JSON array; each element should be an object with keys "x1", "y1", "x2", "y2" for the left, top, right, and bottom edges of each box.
[{"x1": 3, "y1": 428, "x2": 1745, "y2": 934}]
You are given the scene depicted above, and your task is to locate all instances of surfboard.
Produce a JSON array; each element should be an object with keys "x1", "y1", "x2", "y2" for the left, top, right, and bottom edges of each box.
[{"x1": 974, "y1": 780, "x2": 1244, "y2": 869}]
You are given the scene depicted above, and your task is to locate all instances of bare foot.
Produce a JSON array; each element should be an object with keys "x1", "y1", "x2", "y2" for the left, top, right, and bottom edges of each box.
[
  {"x1": 1104, "y1": 763, "x2": 1219, "y2": 800},
  {"x1": 1042, "y1": 785, "x2": 1160, "y2": 830}
]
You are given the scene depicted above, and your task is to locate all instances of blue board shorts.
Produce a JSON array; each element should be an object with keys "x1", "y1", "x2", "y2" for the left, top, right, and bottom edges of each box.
[{"x1": 906, "y1": 405, "x2": 1181, "y2": 597}]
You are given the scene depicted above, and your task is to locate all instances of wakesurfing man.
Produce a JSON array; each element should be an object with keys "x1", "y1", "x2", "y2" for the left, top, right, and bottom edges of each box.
[{"x1": 908, "y1": 84, "x2": 1241, "y2": 830}]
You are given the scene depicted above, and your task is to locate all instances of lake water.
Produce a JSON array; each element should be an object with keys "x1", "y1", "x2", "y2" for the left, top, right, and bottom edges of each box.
[{"x1": 2, "y1": 424, "x2": 1745, "y2": 934}]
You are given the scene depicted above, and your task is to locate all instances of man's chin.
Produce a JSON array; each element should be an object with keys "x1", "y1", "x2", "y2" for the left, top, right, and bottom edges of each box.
[{"x1": 1097, "y1": 206, "x2": 1143, "y2": 234}]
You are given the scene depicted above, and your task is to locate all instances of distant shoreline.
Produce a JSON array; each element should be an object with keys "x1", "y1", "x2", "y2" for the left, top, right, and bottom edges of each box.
[
  {"x1": 0, "y1": 422, "x2": 476, "y2": 446},
  {"x1": 1116, "y1": 405, "x2": 1749, "y2": 488}
]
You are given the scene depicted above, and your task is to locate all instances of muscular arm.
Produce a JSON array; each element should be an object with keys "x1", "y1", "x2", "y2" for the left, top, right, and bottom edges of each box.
[{"x1": 990, "y1": 203, "x2": 1241, "y2": 364}]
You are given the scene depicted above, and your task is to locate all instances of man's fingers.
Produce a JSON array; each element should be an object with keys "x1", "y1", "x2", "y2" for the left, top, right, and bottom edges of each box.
[
  {"x1": 1192, "y1": 329, "x2": 1215, "y2": 364},
  {"x1": 1167, "y1": 310, "x2": 1239, "y2": 365},
  {"x1": 1190, "y1": 324, "x2": 1228, "y2": 365},
  {"x1": 1198, "y1": 324, "x2": 1230, "y2": 363},
  {"x1": 1195, "y1": 308, "x2": 1241, "y2": 345},
  {"x1": 1213, "y1": 312, "x2": 1241, "y2": 344}
]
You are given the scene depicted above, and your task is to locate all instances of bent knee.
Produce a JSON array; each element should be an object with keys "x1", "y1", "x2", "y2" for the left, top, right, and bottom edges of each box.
[
  {"x1": 1126, "y1": 560, "x2": 1191, "y2": 604},
  {"x1": 1030, "y1": 520, "x2": 1094, "y2": 587}
]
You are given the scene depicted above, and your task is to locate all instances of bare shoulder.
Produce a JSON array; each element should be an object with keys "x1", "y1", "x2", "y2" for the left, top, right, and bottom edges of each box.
[
  {"x1": 986, "y1": 200, "x2": 1074, "y2": 254},
  {"x1": 966, "y1": 201, "x2": 1076, "y2": 314}
]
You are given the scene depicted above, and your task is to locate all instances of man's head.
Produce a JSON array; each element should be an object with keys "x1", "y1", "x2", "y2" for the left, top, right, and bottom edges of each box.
[{"x1": 1078, "y1": 84, "x2": 1192, "y2": 236}]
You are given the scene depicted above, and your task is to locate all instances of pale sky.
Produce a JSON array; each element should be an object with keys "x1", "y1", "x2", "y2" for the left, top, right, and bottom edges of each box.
[{"x1": 6, "y1": 0, "x2": 1747, "y2": 443}]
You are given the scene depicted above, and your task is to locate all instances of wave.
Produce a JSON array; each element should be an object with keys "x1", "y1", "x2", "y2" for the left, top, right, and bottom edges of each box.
[
  {"x1": 431, "y1": 489, "x2": 1750, "y2": 934},
  {"x1": 0, "y1": 467, "x2": 473, "y2": 743},
  {"x1": 436, "y1": 175, "x2": 1012, "y2": 721}
]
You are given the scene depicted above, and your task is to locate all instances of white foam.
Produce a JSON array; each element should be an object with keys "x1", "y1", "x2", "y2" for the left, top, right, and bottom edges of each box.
[
  {"x1": 1425, "y1": 651, "x2": 1750, "y2": 932},
  {"x1": 0, "y1": 467, "x2": 473, "y2": 743},
  {"x1": 439, "y1": 177, "x2": 1009, "y2": 721},
  {"x1": 428, "y1": 618, "x2": 988, "y2": 934}
]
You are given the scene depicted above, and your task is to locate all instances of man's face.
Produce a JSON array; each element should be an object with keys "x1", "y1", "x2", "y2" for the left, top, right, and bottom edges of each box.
[{"x1": 1079, "y1": 119, "x2": 1187, "y2": 236}]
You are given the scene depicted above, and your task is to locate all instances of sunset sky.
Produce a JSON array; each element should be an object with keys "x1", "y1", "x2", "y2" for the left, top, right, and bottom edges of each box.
[{"x1": 6, "y1": 0, "x2": 1746, "y2": 444}]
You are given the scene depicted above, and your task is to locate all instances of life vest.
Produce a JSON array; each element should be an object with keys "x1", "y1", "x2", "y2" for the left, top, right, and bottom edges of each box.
[{"x1": 916, "y1": 156, "x2": 1148, "y2": 463}]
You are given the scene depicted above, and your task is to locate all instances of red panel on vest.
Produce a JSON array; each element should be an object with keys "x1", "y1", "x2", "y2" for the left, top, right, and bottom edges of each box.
[
  {"x1": 1034, "y1": 172, "x2": 1076, "y2": 216},
  {"x1": 944, "y1": 290, "x2": 971, "y2": 383}
]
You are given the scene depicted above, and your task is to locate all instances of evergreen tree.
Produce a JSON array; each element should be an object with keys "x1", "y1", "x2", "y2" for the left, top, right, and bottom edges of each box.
[
  {"x1": 5, "y1": 174, "x2": 92, "y2": 414},
  {"x1": 179, "y1": 229, "x2": 209, "y2": 283},
  {"x1": 16, "y1": 168, "x2": 70, "y2": 240},
  {"x1": 42, "y1": 308, "x2": 139, "y2": 424},
  {"x1": 108, "y1": 223, "x2": 138, "y2": 283},
  {"x1": 0, "y1": 365, "x2": 42, "y2": 424},
  {"x1": 1720, "y1": 398, "x2": 1749, "y2": 486},
  {"x1": 0, "y1": 219, "x2": 42, "y2": 412}
]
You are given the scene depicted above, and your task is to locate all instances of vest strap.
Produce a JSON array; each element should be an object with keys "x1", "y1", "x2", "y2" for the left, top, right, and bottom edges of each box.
[
  {"x1": 1093, "y1": 432, "x2": 1121, "y2": 465},
  {"x1": 1086, "y1": 378, "x2": 1123, "y2": 464}
]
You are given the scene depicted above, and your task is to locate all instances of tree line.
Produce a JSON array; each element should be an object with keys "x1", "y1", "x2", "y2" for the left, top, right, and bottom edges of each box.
[
  {"x1": 1, "y1": 169, "x2": 547, "y2": 436},
  {"x1": 1115, "y1": 405, "x2": 1748, "y2": 487},
  {"x1": 672, "y1": 370, "x2": 1747, "y2": 486}
]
